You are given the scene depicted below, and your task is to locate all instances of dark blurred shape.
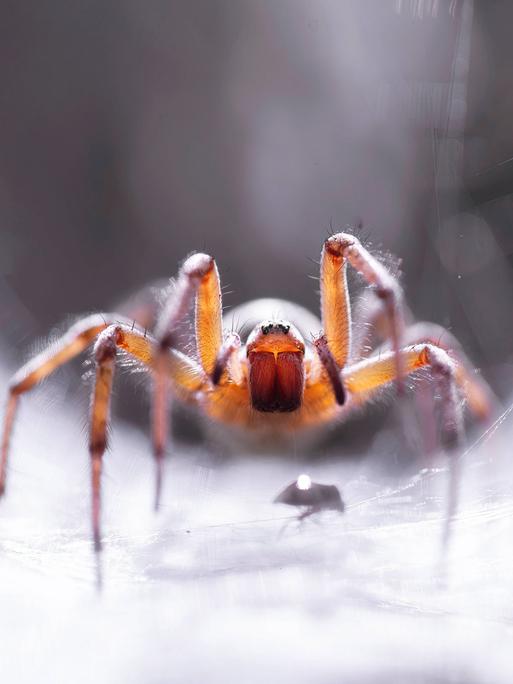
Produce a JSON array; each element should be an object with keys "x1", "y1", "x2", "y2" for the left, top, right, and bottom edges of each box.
[{"x1": 274, "y1": 474, "x2": 344, "y2": 517}]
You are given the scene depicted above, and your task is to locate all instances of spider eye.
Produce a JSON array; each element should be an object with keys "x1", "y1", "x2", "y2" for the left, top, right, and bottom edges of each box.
[
  {"x1": 279, "y1": 324, "x2": 290, "y2": 334},
  {"x1": 261, "y1": 324, "x2": 272, "y2": 335}
]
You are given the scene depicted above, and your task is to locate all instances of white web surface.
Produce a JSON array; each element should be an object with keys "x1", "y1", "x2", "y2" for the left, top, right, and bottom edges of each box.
[{"x1": 1, "y1": 362, "x2": 512, "y2": 684}]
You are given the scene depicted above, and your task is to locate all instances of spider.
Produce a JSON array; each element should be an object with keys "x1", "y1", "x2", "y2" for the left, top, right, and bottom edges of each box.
[{"x1": 0, "y1": 232, "x2": 493, "y2": 550}]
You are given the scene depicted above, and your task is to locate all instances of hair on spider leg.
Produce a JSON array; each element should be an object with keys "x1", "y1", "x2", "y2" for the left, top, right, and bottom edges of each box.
[
  {"x1": 352, "y1": 221, "x2": 374, "y2": 249},
  {"x1": 233, "y1": 316, "x2": 252, "y2": 339},
  {"x1": 225, "y1": 312, "x2": 240, "y2": 336},
  {"x1": 306, "y1": 255, "x2": 321, "y2": 267},
  {"x1": 220, "y1": 281, "x2": 234, "y2": 296},
  {"x1": 25, "y1": 316, "x2": 76, "y2": 360},
  {"x1": 81, "y1": 366, "x2": 95, "y2": 384},
  {"x1": 231, "y1": 313, "x2": 244, "y2": 336},
  {"x1": 326, "y1": 218, "x2": 335, "y2": 238}
]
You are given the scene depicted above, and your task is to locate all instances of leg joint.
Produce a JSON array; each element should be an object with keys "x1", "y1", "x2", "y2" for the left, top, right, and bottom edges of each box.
[
  {"x1": 159, "y1": 332, "x2": 176, "y2": 351},
  {"x1": 8, "y1": 383, "x2": 22, "y2": 397},
  {"x1": 90, "y1": 437, "x2": 107, "y2": 455},
  {"x1": 182, "y1": 252, "x2": 215, "y2": 280},
  {"x1": 375, "y1": 284, "x2": 395, "y2": 301},
  {"x1": 93, "y1": 325, "x2": 121, "y2": 364},
  {"x1": 421, "y1": 344, "x2": 456, "y2": 379},
  {"x1": 324, "y1": 233, "x2": 358, "y2": 258}
]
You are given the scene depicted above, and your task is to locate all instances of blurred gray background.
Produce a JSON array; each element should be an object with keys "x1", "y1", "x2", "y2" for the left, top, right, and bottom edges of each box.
[
  {"x1": 2, "y1": 4, "x2": 513, "y2": 683},
  {"x1": 0, "y1": 0, "x2": 512, "y2": 399}
]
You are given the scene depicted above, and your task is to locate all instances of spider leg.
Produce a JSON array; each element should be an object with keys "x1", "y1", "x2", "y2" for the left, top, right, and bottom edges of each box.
[
  {"x1": 401, "y1": 322, "x2": 495, "y2": 421},
  {"x1": 88, "y1": 323, "x2": 206, "y2": 547},
  {"x1": 344, "y1": 344, "x2": 466, "y2": 552},
  {"x1": 349, "y1": 293, "x2": 494, "y2": 422},
  {"x1": 312, "y1": 334, "x2": 346, "y2": 405},
  {"x1": 152, "y1": 253, "x2": 222, "y2": 509},
  {"x1": 343, "y1": 344, "x2": 464, "y2": 449},
  {"x1": 0, "y1": 313, "x2": 206, "y2": 548},
  {"x1": 320, "y1": 235, "x2": 352, "y2": 368},
  {"x1": 0, "y1": 313, "x2": 117, "y2": 495},
  {"x1": 350, "y1": 288, "x2": 413, "y2": 362},
  {"x1": 155, "y1": 253, "x2": 223, "y2": 371},
  {"x1": 90, "y1": 328, "x2": 118, "y2": 551},
  {"x1": 212, "y1": 331, "x2": 242, "y2": 385},
  {"x1": 322, "y1": 233, "x2": 405, "y2": 391},
  {"x1": 194, "y1": 256, "x2": 223, "y2": 377}
]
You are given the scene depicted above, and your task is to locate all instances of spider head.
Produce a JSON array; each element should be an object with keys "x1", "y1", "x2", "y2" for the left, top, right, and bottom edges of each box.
[{"x1": 246, "y1": 320, "x2": 305, "y2": 412}]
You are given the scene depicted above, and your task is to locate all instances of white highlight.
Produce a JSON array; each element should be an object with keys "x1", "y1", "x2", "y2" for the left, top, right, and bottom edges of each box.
[{"x1": 296, "y1": 474, "x2": 312, "y2": 491}]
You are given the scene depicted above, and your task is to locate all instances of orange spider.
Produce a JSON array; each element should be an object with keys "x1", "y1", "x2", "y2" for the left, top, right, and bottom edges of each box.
[{"x1": 0, "y1": 233, "x2": 493, "y2": 550}]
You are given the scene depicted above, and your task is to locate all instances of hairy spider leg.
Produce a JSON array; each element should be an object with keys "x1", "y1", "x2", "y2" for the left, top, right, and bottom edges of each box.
[
  {"x1": 349, "y1": 288, "x2": 403, "y2": 362},
  {"x1": 90, "y1": 329, "x2": 117, "y2": 551},
  {"x1": 401, "y1": 322, "x2": 494, "y2": 421},
  {"x1": 348, "y1": 294, "x2": 494, "y2": 422},
  {"x1": 0, "y1": 315, "x2": 205, "y2": 547},
  {"x1": 0, "y1": 313, "x2": 115, "y2": 495},
  {"x1": 194, "y1": 255, "x2": 223, "y2": 376},
  {"x1": 312, "y1": 334, "x2": 346, "y2": 406},
  {"x1": 89, "y1": 323, "x2": 205, "y2": 547},
  {"x1": 347, "y1": 294, "x2": 495, "y2": 453},
  {"x1": 212, "y1": 331, "x2": 242, "y2": 386},
  {"x1": 343, "y1": 342, "x2": 466, "y2": 549},
  {"x1": 320, "y1": 237, "x2": 352, "y2": 368},
  {"x1": 344, "y1": 344, "x2": 464, "y2": 448},
  {"x1": 321, "y1": 233, "x2": 406, "y2": 392},
  {"x1": 151, "y1": 253, "x2": 244, "y2": 508}
]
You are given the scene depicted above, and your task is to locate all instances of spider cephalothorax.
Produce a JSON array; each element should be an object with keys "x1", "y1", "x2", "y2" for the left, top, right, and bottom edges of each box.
[{"x1": 0, "y1": 232, "x2": 494, "y2": 550}]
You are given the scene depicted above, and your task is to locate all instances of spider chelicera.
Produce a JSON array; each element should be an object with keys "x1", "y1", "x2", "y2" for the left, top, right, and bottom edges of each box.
[{"x1": 0, "y1": 232, "x2": 493, "y2": 549}]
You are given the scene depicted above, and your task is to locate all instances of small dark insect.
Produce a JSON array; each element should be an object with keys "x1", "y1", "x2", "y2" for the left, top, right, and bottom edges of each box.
[{"x1": 274, "y1": 474, "x2": 345, "y2": 520}]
